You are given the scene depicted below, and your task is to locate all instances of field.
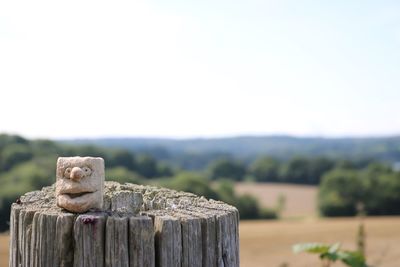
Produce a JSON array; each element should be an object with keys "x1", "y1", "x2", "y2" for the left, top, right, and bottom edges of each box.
[
  {"x1": 0, "y1": 234, "x2": 7, "y2": 267},
  {"x1": 235, "y1": 182, "x2": 318, "y2": 218},
  {"x1": 240, "y1": 217, "x2": 400, "y2": 267}
]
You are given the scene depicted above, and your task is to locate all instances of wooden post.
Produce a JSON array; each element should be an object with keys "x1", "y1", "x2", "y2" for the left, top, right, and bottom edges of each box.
[{"x1": 9, "y1": 182, "x2": 239, "y2": 267}]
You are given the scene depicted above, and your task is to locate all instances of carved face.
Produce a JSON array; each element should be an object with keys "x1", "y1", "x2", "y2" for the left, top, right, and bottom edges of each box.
[{"x1": 56, "y1": 157, "x2": 104, "y2": 213}]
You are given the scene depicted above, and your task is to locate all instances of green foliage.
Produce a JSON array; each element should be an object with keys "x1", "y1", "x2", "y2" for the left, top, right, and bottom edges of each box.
[
  {"x1": 318, "y1": 164, "x2": 400, "y2": 217},
  {"x1": 0, "y1": 143, "x2": 33, "y2": 171},
  {"x1": 293, "y1": 243, "x2": 368, "y2": 267},
  {"x1": 0, "y1": 134, "x2": 29, "y2": 149},
  {"x1": 155, "y1": 163, "x2": 174, "y2": 177},
  {"x1": 308, "y1": 157, "x2": 336, "y2": 184},
  {"x1": 260, "y1": 207, "x2": 278, "y2": 219},
  {"x1": 249, "y1": 156, "x2": 279, "y2": 182},
  {"x1": 279, "y1": 157, "x2": 335, "y2": 184},
  {"x1": 280, "y1": 157, "x2": 310, "y2": 184},
  {"x1": 234, "y1": 194, "x2": 262, "y2": 219},
  {"x1": 136, "y1": 155, "x2": 158, "y2": 178},
  {"x1": 205, "y1": 155, "x2": 338, "y2": 185},
  {"x1": 166, "y1": 172, "x2": 218, "y2": 200},
  {"x1": 318, "y1": 169, "x2": 365, "y2": 216},
  {"x1": 208, "y1": 158, "x2": 246, "y2": 181},
  {"x1": 214, "y1": 180, "x2": 237, "y2": 204},
  {"x1": 108, "y1": 150, "x2": 136, "y2": 170},
  {"x1": 105, "y1": 167, "x2": 143, "y2": 184}
]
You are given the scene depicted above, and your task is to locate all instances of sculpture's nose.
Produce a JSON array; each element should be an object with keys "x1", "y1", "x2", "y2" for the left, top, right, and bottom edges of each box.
[{"x1": 70, "y1": 167, "x2": 84, "y2": 181}]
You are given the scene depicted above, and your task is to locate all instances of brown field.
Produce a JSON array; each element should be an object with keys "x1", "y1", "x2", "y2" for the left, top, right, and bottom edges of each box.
[
  {"x1": 240, "y1": 217, "x2": 400, "y2": 267},
  {"x1": 0, "y1": 234, "x2": 7, "y2": 267},
  {"x1": 235, "y1": 182, "x2": 318, "y2": 218},
  {"x1": 1, "y1": 217, "x2": 399, "y2": 267}
]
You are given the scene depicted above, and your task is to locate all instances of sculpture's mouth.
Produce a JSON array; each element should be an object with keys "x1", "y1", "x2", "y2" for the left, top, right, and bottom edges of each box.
[
  {"x1": 57, "y1": 190, "x2": 100, "y2": 213},
  {"x1": 64, "y1": 191, "x2": 93, "y2": 199},
  {"x1": 59, "y1": 189, "x2": 98, "y2": 201}
]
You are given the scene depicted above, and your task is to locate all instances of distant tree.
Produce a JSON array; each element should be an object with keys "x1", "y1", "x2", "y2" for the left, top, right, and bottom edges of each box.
[
  {"x1": 156, "y1": 163, "x2": 174, "y2": 177},
  {"x1": 167, "y1": 172, "x2": 218, "y2": 200},
  {"x1": 0, "y1": 134, "x2": 28, "y2": 150},
  {"x1": 308, "y1": 157, "x2": 335, "y2": 184},
  {"x1": 136, "y1": 155, "x2": 158, "y2": 178},
  {"x1": 109, "y1": 149, "x2": 136, "y2": 170},
  {"x1": 208, "y1": 158, "x2": 247, "y2": 181},
  {"x1": 105, "y1": 167, "x2": 143, "y2": 184},
  {"x1": 249, "y1": 156, "x2": 279, "y2": 182},
  {"x1": 318, "y1": 169, "x2": 366, "y2": 216},
  {"x1": 235, "y1": 194, "x2": 262, "y2": 219},
  {"x1": 364, "y1": 171, "x2": 400, "y2": 215},
  {"x1": 30, "y1": 139, "x2": 60, "y2": 157},
  {"x1": 365, "y1": 162, "x2": 391, "y2": 174},
  {"x1": 214, "y1": 180, "x2": 237, "y2": 204},
  {"x1": 335, "y1": 159, "x2": 356, "y2": 170},
  {"x1": 0, "y1": 143, "x2": 33, "y2": 171},
  {"x1": 318, "y1": 164, "x2": 400, "y2": 217},
  {"x1": 280, "y1": 157, "x2": 310, "y2": 184}
]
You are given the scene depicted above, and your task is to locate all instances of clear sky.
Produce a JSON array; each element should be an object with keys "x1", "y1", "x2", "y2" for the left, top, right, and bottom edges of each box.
[{"x1": 1, "y1": 0, "x2": 400, "y2": 139}]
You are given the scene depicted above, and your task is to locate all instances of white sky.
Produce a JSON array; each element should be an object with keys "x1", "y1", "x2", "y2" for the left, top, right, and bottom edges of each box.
[{"x1": 1, "y1": 0, "x2": 400, "y2": 139}]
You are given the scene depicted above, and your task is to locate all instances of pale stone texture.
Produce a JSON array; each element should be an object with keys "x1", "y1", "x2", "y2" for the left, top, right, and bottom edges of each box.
[{"x1": 56, "y1": 157, "x2": 104, "y2": 213}]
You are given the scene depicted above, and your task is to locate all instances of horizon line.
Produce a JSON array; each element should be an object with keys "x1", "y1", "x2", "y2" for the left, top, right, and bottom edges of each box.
[{"x1": 2, "y1": 132, "x2": 398, "y2": 141}]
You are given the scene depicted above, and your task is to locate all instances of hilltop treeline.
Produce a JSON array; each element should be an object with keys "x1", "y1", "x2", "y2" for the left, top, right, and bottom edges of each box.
[
  {"x1": 1, "y1": 134, "x2": 400, "y2": 231},
  {"x1": 67, "y1": 135, "x2": 400, "y2": 168}
]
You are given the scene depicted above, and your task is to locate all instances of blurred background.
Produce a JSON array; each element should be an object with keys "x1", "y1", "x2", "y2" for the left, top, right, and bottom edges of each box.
[{"x1": 1, "y1": 1, "x2": 400, "y2": 266}]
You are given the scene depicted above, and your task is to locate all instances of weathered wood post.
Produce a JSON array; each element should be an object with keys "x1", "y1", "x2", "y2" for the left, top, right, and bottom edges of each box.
[{"x1": 9, "y1": 157, "x2": 239, "y2": 267}]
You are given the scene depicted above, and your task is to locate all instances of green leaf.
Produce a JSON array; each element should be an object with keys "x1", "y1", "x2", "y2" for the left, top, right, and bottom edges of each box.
[
  {"x1": 293, "y1": 243, "x2": 340, "y2": 255},
  {"x1": 337, "y1": 251, "x2": 367, "y2": 267},
  {"x1": 320, "y1": 252, "x2": 339, "y2": 262},
  {"x1": 328, "y1": 243, "x2": 341, "y2": 253}
]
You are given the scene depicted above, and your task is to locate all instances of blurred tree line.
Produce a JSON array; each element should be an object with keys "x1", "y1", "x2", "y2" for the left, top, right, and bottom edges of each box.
[
  {"x1": 207, "y1": 156, "x2": 373, "y2": 184},
  {"x1": 319, "y1": 163, "x2": 400, "y2": 217},
  {"x1": 1, "y1": 133, "x2": 400, "y2": 231}
]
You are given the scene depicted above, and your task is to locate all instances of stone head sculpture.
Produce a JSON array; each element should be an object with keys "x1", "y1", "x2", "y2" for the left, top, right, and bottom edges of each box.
[{"x1": 56, "y1": 157, "x2": 104, "y2": 213}]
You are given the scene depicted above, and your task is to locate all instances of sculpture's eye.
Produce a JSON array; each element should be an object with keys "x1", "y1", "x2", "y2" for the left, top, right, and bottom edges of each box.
[
  {"x1": 64, "y1": 167, "x2": 72, "y2": 178},
  {"x1": 82, "y1": 166, "x2": 92, "y2": 176}
]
